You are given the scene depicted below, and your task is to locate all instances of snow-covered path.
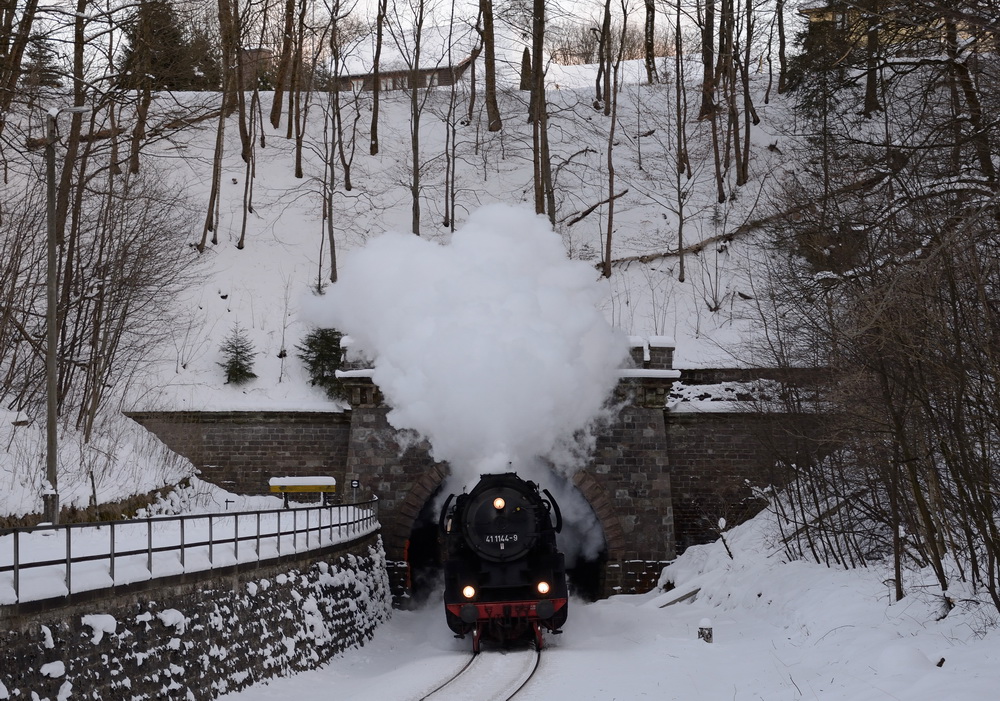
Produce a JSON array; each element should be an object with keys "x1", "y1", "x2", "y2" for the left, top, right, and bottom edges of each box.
[
  {"x1": 221, "y1": 540, "x2": 1000, "y2": 701},
  {"x1": 226, "y1": 584, "x2": 1000, "y2": 701}
]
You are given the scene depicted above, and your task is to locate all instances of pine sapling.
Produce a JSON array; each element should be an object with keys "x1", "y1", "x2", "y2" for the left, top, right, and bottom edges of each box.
[
  {"x1": 296, "y1": 328, "x2": 346, "y2": 400},
  {"x1": 219, "y1": 323, "x2": 258, "y2": 384}
]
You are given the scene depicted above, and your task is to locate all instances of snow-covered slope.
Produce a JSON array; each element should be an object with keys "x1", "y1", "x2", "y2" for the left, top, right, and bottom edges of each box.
[{"x1": 3, "y1": 62, "x2": 786, "y2": 515}]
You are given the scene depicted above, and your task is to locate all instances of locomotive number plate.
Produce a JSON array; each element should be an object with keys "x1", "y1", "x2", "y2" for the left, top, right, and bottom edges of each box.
[{"x1": 485, "y1": 534, "x2": 518, "y2": 543}]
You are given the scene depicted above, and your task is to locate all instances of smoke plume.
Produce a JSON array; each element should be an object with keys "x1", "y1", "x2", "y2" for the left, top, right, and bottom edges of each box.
[{"x1": 305, "y1": 204, "x2": 628, "y2": 494}]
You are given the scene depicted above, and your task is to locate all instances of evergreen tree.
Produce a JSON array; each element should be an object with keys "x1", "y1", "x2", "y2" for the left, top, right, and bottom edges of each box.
[
  {"x1": 296, "y1": 329, "x2": 346, "y2": 400},
  {"x1": 219, "y1": 324, "x2": 258, "y2": 385},
  {"x1": 187, "y1": 19, "x2": 222, "y2": 90},
  {"x1": 20, "y1": 34, "x2": 63, "y2": 89},
  {"x1": 118, "y1": 0, "x2": 218, "y2": 90}
]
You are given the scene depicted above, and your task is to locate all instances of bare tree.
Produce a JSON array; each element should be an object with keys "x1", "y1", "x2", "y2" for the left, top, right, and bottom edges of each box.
[
  {"x1": 385, "y1": 0, "x2": 438, "y2": 234},
  {"x1": 643, "y1": 0, "x2": 658, "y2": 83},
  {"x1": 480, "y1": 0, "x2": 502, "y2": 130},
  {"x1": 529, "y1": 0, "x2": 554, "y2": 223},
  {"x1": 270, "y1": 0, "x2": 298, "y2": 129},
  {"x1": 370, "y1": 0, "x2": 388, "y2": 154},
  {"x1": 602, "y1": 0, "x2": 633, "y2": 277}
]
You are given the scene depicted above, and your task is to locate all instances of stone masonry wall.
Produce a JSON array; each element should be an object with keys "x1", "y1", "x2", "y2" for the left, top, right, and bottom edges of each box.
[
  {"x1": 666, "y1": 411, "x2": 805, "y2": 552},
  {"x1": 342, "y1": 401, "x2": 443, "y2": 565},
  {"x1": 129, "y1": 347, "x2": 822, "y2": 599},
  {"x1": 0, "y1": 533, "x2": 390, "y2": 700},
  {"x1": 126, "y1": 411, "x2": 352, "y2": 497},
  {"x1": 590, "y1": 402, "x2": 674, "y2": 564}
]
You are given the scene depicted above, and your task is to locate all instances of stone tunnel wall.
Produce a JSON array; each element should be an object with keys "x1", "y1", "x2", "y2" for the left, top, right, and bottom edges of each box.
[
  {"x1": 127, "y1": 411, "x2": 352, "y2": 498},
  {"x1": 665, "y1": 411, "x2": 805, "y2": 553},
  {"x1": 129, "y1": 355, "x2": 819, "y2": 598}
]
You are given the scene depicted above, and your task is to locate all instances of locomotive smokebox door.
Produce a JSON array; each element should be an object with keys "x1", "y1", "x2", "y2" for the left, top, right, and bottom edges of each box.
[{"x1": 462, "y1": 486, "x2": 539, "y2": 562}]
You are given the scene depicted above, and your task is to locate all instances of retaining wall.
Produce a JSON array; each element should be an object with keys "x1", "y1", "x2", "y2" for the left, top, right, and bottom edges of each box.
[{"x1": 0, "y1": 532, "x2": 390, "y2": 700}]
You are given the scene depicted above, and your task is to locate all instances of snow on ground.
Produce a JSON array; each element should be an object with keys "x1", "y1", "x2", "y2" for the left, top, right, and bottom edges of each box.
[{"x1": 223, "y1": 510, "x2": 1000, "y2": 701}]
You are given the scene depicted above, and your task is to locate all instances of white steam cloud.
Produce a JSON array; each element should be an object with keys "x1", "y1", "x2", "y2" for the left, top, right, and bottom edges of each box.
[{"x1": 305, "y1": 204, "x2": 628, "y2": 488}]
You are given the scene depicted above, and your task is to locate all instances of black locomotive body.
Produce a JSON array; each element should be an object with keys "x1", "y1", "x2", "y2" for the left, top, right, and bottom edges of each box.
[{"x1": 441, "y1": 472, "x2": 568, "y2": 651}]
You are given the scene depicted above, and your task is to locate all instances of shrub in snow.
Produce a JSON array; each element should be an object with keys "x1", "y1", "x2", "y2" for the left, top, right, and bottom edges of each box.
[
  {"x1": 295, "y1": 328, "x2": 345, "y2": 400},
  {"x1": 218, "y1": 324, "x2": 257, "y2": 385}
]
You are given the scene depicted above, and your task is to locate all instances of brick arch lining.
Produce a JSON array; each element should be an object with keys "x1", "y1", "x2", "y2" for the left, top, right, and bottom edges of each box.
[
  {"x1": 387, "y1": 463, "x2": 451, "y2": 559},
  {"x1": 571, "y1": 470, "x2": 626, "y2": 558}
]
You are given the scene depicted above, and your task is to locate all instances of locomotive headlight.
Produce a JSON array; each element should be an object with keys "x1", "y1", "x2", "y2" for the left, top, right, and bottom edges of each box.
[
  {"x1": 493, "y1": 497, "x2": 506, "y2": 510},
  {"x1": 537, "y1": 581, "x2": 551, "y2": 595},
  {"x1": 462, "y1": 585, "x2": 476, "y2": 599}
]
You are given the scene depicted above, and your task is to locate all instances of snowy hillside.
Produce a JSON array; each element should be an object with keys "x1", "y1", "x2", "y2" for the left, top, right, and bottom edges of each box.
[
  {"x1": 131, "y1": 63, "x2": 782, "y2": 415},
  {"x1": 3, "y1": 58, "x2": 788, "y2": 517}
]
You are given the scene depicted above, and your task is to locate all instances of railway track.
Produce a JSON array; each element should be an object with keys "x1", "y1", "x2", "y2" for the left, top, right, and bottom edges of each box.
[{"x1": 416, "y1": 647, "x2": 541, "y2": 701}]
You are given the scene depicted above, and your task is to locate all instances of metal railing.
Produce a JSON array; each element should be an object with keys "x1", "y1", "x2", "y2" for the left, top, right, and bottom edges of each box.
[{"x1": 0, "y1": 497, "x2": 379, "y2": 605}]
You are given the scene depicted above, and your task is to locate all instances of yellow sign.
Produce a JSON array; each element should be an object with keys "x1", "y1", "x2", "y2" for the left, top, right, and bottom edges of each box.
[{"x1": 269, "y1": 484, "x2": 337, "y2": 493}]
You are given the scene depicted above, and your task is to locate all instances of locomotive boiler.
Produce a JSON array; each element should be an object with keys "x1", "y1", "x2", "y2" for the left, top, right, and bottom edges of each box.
[{"x1": 440, "y1": 472, "x2": 568, "y2": 651}]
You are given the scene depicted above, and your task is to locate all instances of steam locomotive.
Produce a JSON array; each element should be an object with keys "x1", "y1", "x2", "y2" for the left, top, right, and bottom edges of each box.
[{"x1": 440, "y1": 472, "x2": 568, "y2": 652}]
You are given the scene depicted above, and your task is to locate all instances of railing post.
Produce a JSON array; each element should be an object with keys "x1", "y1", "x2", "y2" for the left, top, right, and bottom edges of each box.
[
  {"x1": 180, "y1": 519, "x2": 186, "y2": 570},
  {"x1": 255, "y1": 512, "x2": 261, "y2": 559},
  {"x1": 277, "y1": 511, "x2": 281, "y2": 556},
  {"x1": 208, "y1": 516, "x2": 214, "y2": 567},
  {"x1": 109, "y1": 522, "x2": 116, "y2": 584},
  {"x1": 306, "y1": 509, "x2": 310, "y2": 549},
  {"x1": 293, "y1": 509, "x2": 298, "y2": 552},
  {"x1": 234, "y1": 514, "x2": 239, "y2": 562},
  {"x1": 65, "y1": 526, "x2": 72, "y2": 596},
  {"x1": 147, "y1": 519, "x2": 153, "y2": 577},
  {"x1": 13, "y1": 529, "x2": 20, "y2": 602}
]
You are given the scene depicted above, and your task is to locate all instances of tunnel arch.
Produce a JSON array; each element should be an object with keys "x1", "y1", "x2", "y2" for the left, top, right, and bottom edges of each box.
[
  {"x1": 394, "y1": 466, "x2": 627, "y2": 602},
  {"x1": 571, "y1": 470, "x2": 627, "y2": 558}
]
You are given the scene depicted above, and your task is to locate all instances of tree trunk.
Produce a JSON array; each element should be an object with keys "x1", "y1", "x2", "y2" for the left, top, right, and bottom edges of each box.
[
  {"x1": 643, "y1": 0, "x2": 658, "y2": 84},
  {"x1": 944, "y1": 21, "x2": 995, "y2": 184},
  {"x1": 674, "y1": 1, "x2": 688, "y2": 282},
  {"x1": 270, "y1": 0, "x2": 297, "y2": 129},
  {"x1": 482, "y1": 0, "x2": 502, "y2": 131},
  {"x1": 603, "y1": 33, "x2": 625, "y2": 277},
  {"x1": 521, "y1": 47, "x2": 532, "y2": 91},
  {"x1": 0, "y1": 0, "x2": 40, "y2": 144},
  {"x1": 128, "y1": 87, "x2": 152, "y2": 174},
  {"x1": 199, "y1": 104, "x2": 226, "y2": 251},
  {"x1": 698, "y1": 0, "x2": 716, "y2": 120},
  {"x1": 599, "y1": 0, "x2": 612, "y2": 113},
  {"x1": 409, "y1": 0, "x2": 426, "y2": 235},
  {"x1": 370, "y1": 0, "x2": 387, "y2": 154},
  {"x1": 776, "y1": 0, "x2": 787, "y2": 94},
  {"x1": 531, "y1": 0, "x2": 546, "y2": 214},
  {"x1": 862, "y1": 0, "x2": 882, "y2": 118},
  {"x1": 467, "y1": 35, "x2": 482, "y2": 124}
]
